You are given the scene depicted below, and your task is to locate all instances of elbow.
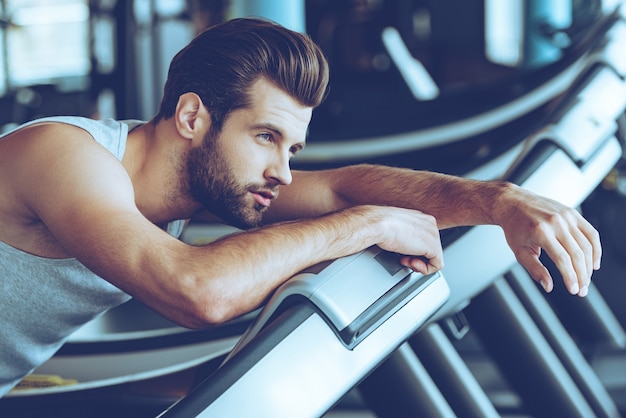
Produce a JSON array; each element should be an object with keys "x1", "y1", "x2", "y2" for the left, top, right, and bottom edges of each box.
[
  {"x1": 173, "y1": 276, "x2": 243, "y2": 329},
  {"x1": 177, "y1": 296, "x2": 236, "y2": 330},
  {"x1": 197, "y1": 303, "x2": 238, "y2": 329}
]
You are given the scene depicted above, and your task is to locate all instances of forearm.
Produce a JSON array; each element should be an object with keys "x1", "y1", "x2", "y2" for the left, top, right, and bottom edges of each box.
[
  {"x1": 270, "y1": 164, "x2": 600, "y2": 300},
  {"x1": 154, "y1": 199, "x2": 444, "y2": 328},
  {"x1": 167, "y1": 206, "x2": 387, "y2": 326},
  {"x1": 326, "y1": 164, "x2": 513, "y2": 229}
]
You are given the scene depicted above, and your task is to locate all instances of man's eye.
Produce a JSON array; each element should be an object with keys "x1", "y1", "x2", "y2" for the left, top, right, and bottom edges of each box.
[{"x1": 258, "y1": 133, "x2": 271, "y2": 142}]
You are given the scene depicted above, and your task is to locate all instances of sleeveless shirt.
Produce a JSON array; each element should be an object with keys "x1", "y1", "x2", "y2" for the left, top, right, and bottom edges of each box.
[{"x1": 0, "y1": 116, "x2": 185, "y2": 396}]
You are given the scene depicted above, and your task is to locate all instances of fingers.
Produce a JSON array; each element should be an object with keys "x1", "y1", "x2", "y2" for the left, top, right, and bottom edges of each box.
[
  {"x1": 549, "y1": 211, "x2": 600, "y2": 297},
  {"x1": 581, "y1": 214, "x2": 602, "y2": 271},
  {"x1": 567, "y1": 220, "x2": 595, "y2": 293},
  {"x1": 515, "y1": 209, "x2": 601, "y2": 297},
  {"x1": 540, "y1": 231, "x2": 582, "y2": 295},
  {"x1": 516, "y1": 246, "x2": 554, "y2": 292},
  {"x1": 378, "y1": 208, "x2": 444, "y2": 274},
  {"x1": 400, "y1": 254, "x2": 444, "y2": 275}
]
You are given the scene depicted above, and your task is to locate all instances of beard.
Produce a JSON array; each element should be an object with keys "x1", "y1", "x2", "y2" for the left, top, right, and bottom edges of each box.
[{"x1": 184, "y1": 131, "x2": 275, "y2": 229}]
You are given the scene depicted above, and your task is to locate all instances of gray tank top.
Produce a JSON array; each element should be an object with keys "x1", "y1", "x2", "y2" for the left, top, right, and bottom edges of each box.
[{"x1": 0, "y1": 116, "x2": 184, "y2": 396}]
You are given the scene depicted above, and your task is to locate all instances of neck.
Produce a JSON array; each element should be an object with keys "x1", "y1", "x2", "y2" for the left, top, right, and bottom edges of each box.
[{"x1": 123, "y1": 119, "x2": 199, "y2": 224}]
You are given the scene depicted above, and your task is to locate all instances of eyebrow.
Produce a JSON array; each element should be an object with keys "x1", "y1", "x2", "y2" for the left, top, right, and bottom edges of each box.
[{"x1": 251, "y1": 122, "x2": 283, "y2": 137}]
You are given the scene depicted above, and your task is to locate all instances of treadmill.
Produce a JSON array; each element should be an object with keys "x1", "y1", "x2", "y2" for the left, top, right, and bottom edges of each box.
[
  {"x1": 289, "y1": 2, "x2": 626, "y2": 417},
  {"x1": 162, "y1": 3, "x2": 626, "y2": 416},
  {"x1": 158, "y1": 247, "x2": 450, "y2": 417}
]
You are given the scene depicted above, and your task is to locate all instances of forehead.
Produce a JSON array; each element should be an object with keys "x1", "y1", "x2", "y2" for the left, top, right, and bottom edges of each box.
[{"x1": 239, "y1": 78, "x2": 312, "y2": 136}]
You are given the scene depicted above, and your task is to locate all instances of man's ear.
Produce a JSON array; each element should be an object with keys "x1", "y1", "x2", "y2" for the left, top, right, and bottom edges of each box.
[{"x1": 174, "y1": 92, "x2": 210, "y2": 141}]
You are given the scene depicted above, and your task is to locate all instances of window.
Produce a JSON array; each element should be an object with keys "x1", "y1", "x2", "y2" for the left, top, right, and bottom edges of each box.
[{"x1": 1, "y1": 0, "x2": 90, "y2": 94}]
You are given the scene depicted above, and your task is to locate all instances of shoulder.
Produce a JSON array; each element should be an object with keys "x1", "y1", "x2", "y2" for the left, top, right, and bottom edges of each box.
[
  {"x1": 1, "y1": 117, "x2": 134, "y2": 154},
  {"x1": 2, "y1": 120, "x2": 134, "y2": 210},
  {"x1": 0, "y1": 119, "x2": 137, "y2": 249},
  {"x1": 1, "y1": 118, "x2": 124, "y2": 162}
]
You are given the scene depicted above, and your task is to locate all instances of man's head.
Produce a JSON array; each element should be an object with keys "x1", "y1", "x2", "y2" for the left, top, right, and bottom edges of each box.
[
  {"x1": 155, "y1": 17, "x2": 330, "y2": 138},
  {"x1": 183, "y1": 77, "x2": 313, "y2": 229},
  {"x1": 162, "y1": 18, "x2": 327, "y2": 229}
]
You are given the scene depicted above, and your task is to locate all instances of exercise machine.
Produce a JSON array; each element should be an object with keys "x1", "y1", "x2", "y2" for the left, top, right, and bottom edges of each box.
[{"x1": 159, "y1": 246, "x2": 450, "y2": 418}]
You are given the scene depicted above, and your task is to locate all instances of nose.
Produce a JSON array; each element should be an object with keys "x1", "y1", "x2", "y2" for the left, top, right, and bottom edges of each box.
[{"x1": 265, "y1": 150, "x2": 293, "y2": 186}]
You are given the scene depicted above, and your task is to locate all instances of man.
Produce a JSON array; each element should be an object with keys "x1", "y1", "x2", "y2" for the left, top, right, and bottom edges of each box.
[{"x1": 0, "y1": 17, "x2": 600, "y2": 396}]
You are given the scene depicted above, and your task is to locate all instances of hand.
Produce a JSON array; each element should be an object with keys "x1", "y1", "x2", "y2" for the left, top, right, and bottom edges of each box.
[
  {"x1": 373, "y1": 206, "x2": 444, "y2": 275},
  {"x1": 494, "y1": 187, "x2": 601, "y2": 297}
]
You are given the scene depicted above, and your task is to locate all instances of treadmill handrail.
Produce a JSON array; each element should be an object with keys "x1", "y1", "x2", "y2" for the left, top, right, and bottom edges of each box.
[{"x1": 227, "y1": 247, "x2": 441, "y2": 359}]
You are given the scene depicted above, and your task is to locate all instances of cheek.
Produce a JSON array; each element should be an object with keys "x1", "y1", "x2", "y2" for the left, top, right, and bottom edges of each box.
[{"x1": 231, "y1": 148, "x2": 267, "y2": 177}]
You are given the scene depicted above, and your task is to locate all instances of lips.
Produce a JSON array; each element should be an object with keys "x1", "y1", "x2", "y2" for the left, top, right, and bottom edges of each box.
[{"x1": 251, "y1": 189, "x2": 276, "y2": 207}]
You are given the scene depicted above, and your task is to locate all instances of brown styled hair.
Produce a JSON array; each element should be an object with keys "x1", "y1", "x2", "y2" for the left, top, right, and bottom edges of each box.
[{"x1": 154, "y1": 17, "x2": 330, "y2": 134}]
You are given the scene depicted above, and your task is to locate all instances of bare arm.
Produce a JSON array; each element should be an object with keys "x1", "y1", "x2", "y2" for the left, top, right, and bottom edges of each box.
[
  {"x1": 54, "y1": 204, "x2": 442, "y2": 328},
  {"x1": 11, "y1": 132, "x2": 442, "y2": 328},
  {"x1": 268, "y1": 164, "x2": 505, "y2": 228},
  {"x1": 268, "y1": 164, "x2": 602, "y2": 297}
]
